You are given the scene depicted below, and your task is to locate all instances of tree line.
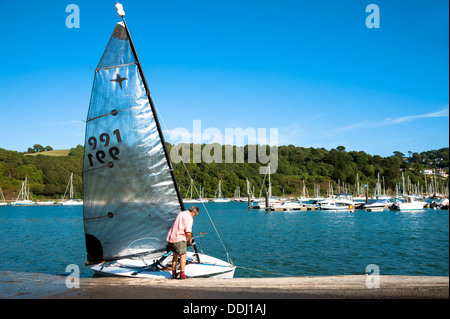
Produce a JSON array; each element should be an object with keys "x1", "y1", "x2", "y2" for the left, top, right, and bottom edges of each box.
[
  {"x1": 26, "y1": 144, "x2": 54, "y2": 153},
  {"x1": 0, "y1": 144, "x2": 448, "y2": 200}
]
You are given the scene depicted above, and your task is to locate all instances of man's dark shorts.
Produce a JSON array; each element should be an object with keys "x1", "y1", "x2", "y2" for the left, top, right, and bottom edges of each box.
[{"x1": 167, "y1": 241, "x2": 187, "y2": 255}]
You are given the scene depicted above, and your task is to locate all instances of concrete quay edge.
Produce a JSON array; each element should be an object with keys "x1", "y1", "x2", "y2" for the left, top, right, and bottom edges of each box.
[{"x1": 47, "y1": 275, "x2": 449, "y2": 299}]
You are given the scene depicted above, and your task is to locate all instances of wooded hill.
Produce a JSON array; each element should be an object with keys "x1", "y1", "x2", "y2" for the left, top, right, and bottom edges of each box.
[{"x1": 0, "y1": 144, "x2": 448, "y2": 200}]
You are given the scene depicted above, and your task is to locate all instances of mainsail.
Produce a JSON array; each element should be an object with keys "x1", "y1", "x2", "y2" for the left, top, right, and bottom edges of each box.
[{"x1": 83, "y1": 21, "x2": 184, "y2": 263}]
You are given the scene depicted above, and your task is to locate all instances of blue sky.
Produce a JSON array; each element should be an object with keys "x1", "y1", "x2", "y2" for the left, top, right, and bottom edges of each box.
[{"x1": 0, "y1": 0, "x2": 448, "y2": 157}]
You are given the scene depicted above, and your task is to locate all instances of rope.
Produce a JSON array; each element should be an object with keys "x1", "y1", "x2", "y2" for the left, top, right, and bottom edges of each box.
[{"x1": 153, "y1": 104, "x2": 233, "y2": 265}]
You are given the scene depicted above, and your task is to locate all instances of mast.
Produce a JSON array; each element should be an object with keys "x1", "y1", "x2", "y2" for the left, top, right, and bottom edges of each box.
[{"x1": 69, "y1": 173, "x2": 74, "y2": 199}]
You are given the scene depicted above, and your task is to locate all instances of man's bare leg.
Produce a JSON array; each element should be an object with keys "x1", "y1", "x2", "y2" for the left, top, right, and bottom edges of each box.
[
  {"x1": 172, "y1": 251, "x2": 179, "y2": 278},
  {"x1": 180, "y1": 253, "x2": 187, "y2": 272}
]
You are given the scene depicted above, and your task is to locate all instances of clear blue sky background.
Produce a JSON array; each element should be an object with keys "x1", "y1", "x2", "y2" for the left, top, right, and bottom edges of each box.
[{"x1": 0, "y1": 0, "x2": 448, "y2": 157}]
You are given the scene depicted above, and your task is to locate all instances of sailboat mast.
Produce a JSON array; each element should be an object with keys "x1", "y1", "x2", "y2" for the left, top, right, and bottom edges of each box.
[
  {"x1": 121, "y1": 18, "x2": 185, "y2": 211},
  {"x1": 69, "y1": 173, "x2": 74, "y2": 200}
]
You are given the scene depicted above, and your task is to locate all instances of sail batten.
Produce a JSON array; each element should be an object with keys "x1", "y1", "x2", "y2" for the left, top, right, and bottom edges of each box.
[
  {"x1": 83, "y1": 20, "x2": 183, "y2": 263},
  {"x1": 97, "y1": 61, "x2": 137, "y2": 71}
]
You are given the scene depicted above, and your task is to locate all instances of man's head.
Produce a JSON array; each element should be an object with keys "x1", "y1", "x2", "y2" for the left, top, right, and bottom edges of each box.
[{"x1": 188, "y1": 206, "x2": 199, "y2": 217}]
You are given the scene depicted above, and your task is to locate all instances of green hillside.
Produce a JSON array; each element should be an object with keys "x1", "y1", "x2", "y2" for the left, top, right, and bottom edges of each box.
[
  {"x1": 0, "y1": 146, "x2": 83, "y2": 201},
  {"x1": 0, "y1": 144, "x2": 448, "y2": 201}
]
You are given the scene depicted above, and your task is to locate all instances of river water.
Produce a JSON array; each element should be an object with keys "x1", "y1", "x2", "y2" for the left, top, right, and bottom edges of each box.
[{"x1": 0, "y1": 203, "x2": 448, "y2": 298}]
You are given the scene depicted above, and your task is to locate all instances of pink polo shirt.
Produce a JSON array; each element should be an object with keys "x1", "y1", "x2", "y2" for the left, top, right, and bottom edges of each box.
[{"x1": 166, "y1": 210, "x2": 193, "y2": 243}]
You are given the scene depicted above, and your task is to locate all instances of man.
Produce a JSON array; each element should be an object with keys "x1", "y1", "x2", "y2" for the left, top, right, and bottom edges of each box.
[{"x1": 166, "y1": 206, "x2": 199, "y2": 279}]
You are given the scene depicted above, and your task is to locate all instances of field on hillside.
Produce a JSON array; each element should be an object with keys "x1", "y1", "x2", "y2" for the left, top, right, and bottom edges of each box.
[{"x1": 25, "y1": 149, "x2": 70, "y2": 157}]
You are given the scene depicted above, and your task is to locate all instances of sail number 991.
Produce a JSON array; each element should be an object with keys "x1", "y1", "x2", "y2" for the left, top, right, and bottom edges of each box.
[{"x1": 87, "y1": 129, "x2": 122, "y2": 167}]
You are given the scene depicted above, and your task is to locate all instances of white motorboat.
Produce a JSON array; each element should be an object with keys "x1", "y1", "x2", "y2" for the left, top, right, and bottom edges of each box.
[
  {"x1": 320, "y1": 201, "x2": 353, "y2": 211},
  {"x1": 389, "y1": 196, "x2": 426, "y2": 211},
  {"x1": 364, "y1": 199, "x2": 389, "y2": 212},
  {"x1": 252, "y1": 197, "x2": 281, "y2": 209},
  {"x1": 318, "y1": 193, "x2": 355, "y2": 211},
  {"x1": 271, "y1": 201, "x2": 309, "y2": 210}
]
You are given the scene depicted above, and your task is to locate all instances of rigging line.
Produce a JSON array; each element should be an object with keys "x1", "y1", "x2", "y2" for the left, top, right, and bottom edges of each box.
[{"x1": 153, "y1": 104, "x2": 233, "y2": 265}]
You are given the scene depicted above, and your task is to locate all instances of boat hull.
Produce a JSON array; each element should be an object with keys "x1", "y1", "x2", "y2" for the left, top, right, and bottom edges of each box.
[
  {"x1": 61, "y1": 200, "x2": 83, "y2": 206},
  {"x1": 36, "y1": 201, "x2": 55, "y2": 206},
  {"x1": 90, "y1": 252, "x2": 235, "y2": 279},
  {"x1": 320, "y1": 204, "x2": 352, "y2": 211},
  {"x1": 366, "y1": 207, "x2": 384, "y2": 212},
  {"x1": 398, "y1": 203, "x2": 426, "y2": 210},
  {"x1": 11, "y1": 201, "x2": 35, "y2": 206},
  {"x1": 389, "y1": 202, "x2": 426, "y2": 211}
]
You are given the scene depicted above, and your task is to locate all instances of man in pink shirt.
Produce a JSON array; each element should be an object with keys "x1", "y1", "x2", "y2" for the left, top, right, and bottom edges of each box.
[{"x1": 166, "y1": 206, "x2": 199, "y2": 279}]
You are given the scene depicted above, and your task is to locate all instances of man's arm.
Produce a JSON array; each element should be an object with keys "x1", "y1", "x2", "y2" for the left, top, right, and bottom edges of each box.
[{"x1": 186, "y1": 232, "x2": 193, "y2": 243}]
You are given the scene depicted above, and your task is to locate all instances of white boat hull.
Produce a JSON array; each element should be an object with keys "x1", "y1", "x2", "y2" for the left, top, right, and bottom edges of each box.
[
  {"x1": 183, "y1": 199, "x2": 208, "y2": 203},
  {"x1": 212, "y1": 199, "x2": 231, "y2": 203},
  {"x1": 91, "y1": 252, "x2": 235, "y2": 279},
  {"x1": 36, "y1": 201, "x2": 55, "y2": 206},
  {"x1": 366, "y1": 207, "x2": 384, "y2": 212},
  {"x1": 320, "y1": 201, "x2": 354, "y2": 211},
  {"x1": 61, "y1": 200, "x2": 83, "y2": 206},
  {"x1": 364, "y1": 201, "x2": 388, "y2": 212},
  {"x1": 398, "y1": 203, "x2": 426, "y2": 210},
  {"x1": 11, "y1": 200, "x2": 35, "y2": 206},
  {"x1": 321, "y1": 205, "x2": 350, "y2": 211},
  {"x1": 390, "y1": 196, "x2": 426, "y2": 211}
]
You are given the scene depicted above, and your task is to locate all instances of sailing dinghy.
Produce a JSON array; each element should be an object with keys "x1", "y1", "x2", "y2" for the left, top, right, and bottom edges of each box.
[{"x1": 83, "y1": 4, "x2": 235, "y2": 279}]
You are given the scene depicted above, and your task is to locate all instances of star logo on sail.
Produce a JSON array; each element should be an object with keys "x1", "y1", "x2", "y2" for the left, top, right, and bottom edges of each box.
[{"x1": 110, "y1": 74, "x2": 128, "y2": 89}]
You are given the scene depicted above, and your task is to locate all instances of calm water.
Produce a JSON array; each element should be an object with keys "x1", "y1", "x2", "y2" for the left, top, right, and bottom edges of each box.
[{"x1": 0, "y1": 203, "x2": 448, "y2": 297}]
